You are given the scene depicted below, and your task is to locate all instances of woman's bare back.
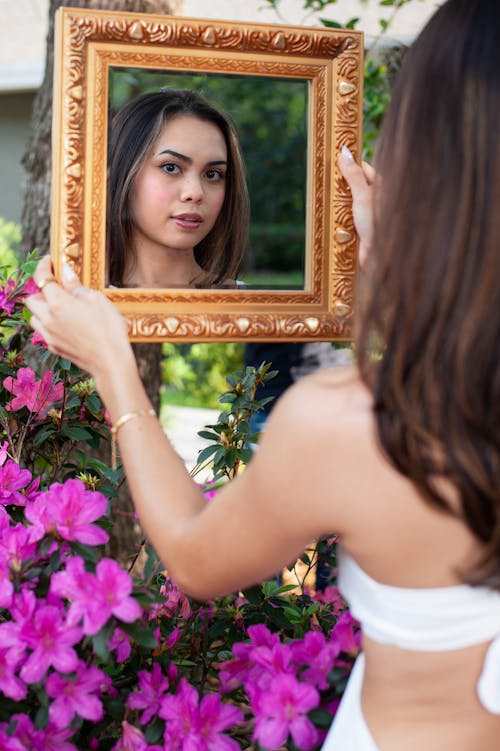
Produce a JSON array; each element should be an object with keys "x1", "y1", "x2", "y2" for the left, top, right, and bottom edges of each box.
[{"x1": 289, "y1": 365, "x2": 499, "y2": 749}]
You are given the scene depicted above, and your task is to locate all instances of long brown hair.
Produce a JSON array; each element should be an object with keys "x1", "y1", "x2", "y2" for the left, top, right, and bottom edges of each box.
[
  {"x1": 107, "y1": 89, "x2": 249, "y2": 287},
  {"x1": 357, "y1": 0, "x2": 500, "y2": 585}
]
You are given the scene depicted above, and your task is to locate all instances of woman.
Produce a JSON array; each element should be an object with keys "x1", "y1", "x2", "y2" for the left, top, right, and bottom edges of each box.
[
  {"x1": 107, "y1": 88, "x2": 249, "y2": 288},
  {"x1": 27, "y1": 1, "x2": 500, "y2": 748}
]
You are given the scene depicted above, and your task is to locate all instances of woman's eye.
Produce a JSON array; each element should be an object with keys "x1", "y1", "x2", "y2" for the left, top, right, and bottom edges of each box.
[
  {"x1": 205, "y1": 169, "x2": 225, "y2": 182},
  {"x1": 161, "y1": 163, "x2": 180, "y2": 175}
]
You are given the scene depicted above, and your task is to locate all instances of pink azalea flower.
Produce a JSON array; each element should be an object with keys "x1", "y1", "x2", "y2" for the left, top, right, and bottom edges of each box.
[
  {"x1": 0, "y1": 442, "x2": 9, "y2": 467},
  {"x1": 18, "y1": 602, "x2": 82, "y2": 684},
  {"x1": 331, "y1": 611, "x2": 361, "y2": 655},
  {"x1": 311, "y1": 584, "x2": 346, "y2": 614},
  {"x1": 3, "y1": 367, "x2": 64, "y2": 416},
  {"x1": 249, "y1": 638, "x2": 293, "y2": 684},
  {"x1": 159, "y1": 678, "x2": 243, "y2": 751},
  {"x1": 196, "y1": 693, "x2": 244, "y2": 751},
  {"x1": 33, "y1": 723, "x2": 79, "y2": 751},
  {"x1": 21, "y1": 277, "x2": 40, "y2": 297},
  {"x1": 218, "y1": 624, "x2": 281, "y2": 692},
  {"x1": 166, "y1": 626, "x2": 181, "y2": 649},
  {"x1": 30, "y1": 331, "x2": 48, "y2": 348},
  {"x1": 0, "y1": 279, "x2": 17, "y2": 315},
  {"x1": 109, "y1": 627, "x2": 131, "y2": 663},
  {"x1": 94, "y1": 557, "x2": 143, "y2": 625},
  {"x1": 0, "y1": 523, "x2": 38, "y2": 572},
  {"x1": 45, "y1": 661, "x2": 108, "y2": 727},
  {"x1": 292, "y1": 631, "x2": 341, "y2": 690},
  {"x1": 10, "y1": 714, "x2": 78, "y2": 751},
  {"x1": 50, "y1": 556, "x2": 104, "y2": 635},
  {"x1": 252, "y1": 673, "x2": 320, "y2": 751},
  {"x1": 127, "y1": 663, "x2": 169, "y2": 724},
  {"x1": 51, "y1": 556, "x2": 142, "y2": 635},
  {"x1": 0, "y1": 646, "x2": 27, "y2": 701},
  {"x1": 0, "y1": 559, "x2": 13, "y2": 608},
  {"x1": 0, "y1": 728, "x2": 25, "y2": 751},
  {"x1": 0, "y1": 461, "x2": 33, "y2": 507},
  {"x1": 9, "y1": 713, "x2": 40, "y2": 749},
  {"x1": 155, "y1": 578, "x2": 191, "y2": 620},
  {"x1": 25, "y1": 478, "x2": 109, "y2": 546},
  {"x1": 111, "y1": 722, "x2": 162, "y2": 751}
]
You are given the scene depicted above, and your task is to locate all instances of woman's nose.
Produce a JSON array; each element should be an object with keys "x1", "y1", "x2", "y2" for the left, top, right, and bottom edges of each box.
[{"x1": 180, "y1": 176, "x2": 203, "y2": 203}]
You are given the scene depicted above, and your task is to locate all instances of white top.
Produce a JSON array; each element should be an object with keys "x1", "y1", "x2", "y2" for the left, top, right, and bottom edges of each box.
[{"x1": 338, "y1": 550, "x2": 500, "y2": 714}]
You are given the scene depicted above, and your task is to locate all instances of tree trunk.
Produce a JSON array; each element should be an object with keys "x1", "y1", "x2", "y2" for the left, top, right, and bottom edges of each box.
[{"x1": 20, "y1": 0, "x2": 179, "y2": 562}]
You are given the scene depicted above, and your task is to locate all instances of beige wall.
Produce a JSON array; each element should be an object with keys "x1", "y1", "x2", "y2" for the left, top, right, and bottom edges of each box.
[{"x1": 0, "y1": 93, "x2": 35, "y2": 223}]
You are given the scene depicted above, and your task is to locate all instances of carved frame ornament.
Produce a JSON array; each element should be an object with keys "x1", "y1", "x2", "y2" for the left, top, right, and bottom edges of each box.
[{"x1": 51, "y1": 7, "x2": 363, "y2": 342}]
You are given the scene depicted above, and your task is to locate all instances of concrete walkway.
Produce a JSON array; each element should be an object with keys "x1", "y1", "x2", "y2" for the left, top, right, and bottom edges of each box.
[{"x1": 161, "y1": 405, "x2": 220, "y2": 480}]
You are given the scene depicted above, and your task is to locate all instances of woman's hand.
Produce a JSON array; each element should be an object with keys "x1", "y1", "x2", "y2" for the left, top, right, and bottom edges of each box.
[
  {"x1": 338, "y1": 146, "x2": 375, "y2": 269},
  {"x1": 26, "y1": 256, "x2": 135, "y2": 385}
]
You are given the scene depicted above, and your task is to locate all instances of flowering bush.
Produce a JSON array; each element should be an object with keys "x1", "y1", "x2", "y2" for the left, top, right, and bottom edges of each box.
[{"x1": 0, "y1": 258, "x2": 358, "y2": 750}]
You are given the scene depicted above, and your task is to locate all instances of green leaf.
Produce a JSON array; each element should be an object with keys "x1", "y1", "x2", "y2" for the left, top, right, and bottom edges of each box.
[
  {"x1": 60, "y1": 424, "x2": 94, "y2": 441},
  {"x1": 92, "y1": 627, "x2": 111, "y2": 661},
  {"x1": 197, "y1": 430, "x2": 220, "y2": 441},
  {"x1": 262, "y1": 580, "x2": 280, "y2": 596},
  {"x1": 120, "y1": 620, "x2": 158, "y2": 648},
  {"x1": 318, "y1": 18, "x2": 343, "y2": 28},
  {"x1": 308, "y1": 708, "x2": 334, "y2": 727},
  {"x1": 32, "y1": 426, "x2": 56, "y2": 447},
  {"x1": 196, "y1": 444, "x2": 219, "y2": 464},
  {"x1": 345, "y1": 16, "x2": 360, "y2": 29},
  {"x1": 102, "y1": 697, "x2": 125, "y2": 721},
  {"x1": 218, "y1": 393, "x2": 236, "y2": 404}
]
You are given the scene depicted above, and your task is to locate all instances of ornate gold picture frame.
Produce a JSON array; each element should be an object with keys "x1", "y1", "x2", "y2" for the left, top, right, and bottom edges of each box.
[{"x1": 51, "y1": 7, "x2": 363, "y2": 342}]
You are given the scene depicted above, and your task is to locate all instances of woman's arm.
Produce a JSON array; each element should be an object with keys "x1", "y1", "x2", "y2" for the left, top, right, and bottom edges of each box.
[{"x1": 26, "y1": 259, "x2": 352, "y2": 599}]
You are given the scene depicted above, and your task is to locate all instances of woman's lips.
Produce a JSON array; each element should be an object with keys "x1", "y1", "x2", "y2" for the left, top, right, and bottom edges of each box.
[{"x1": 172, "y1": 213, "x2": 202, "y2": 230}]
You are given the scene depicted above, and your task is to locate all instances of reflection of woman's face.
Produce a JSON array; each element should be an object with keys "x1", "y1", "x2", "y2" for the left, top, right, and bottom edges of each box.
[{"x1": 129, "y1": 114, "x2": 227, "y2": 259}]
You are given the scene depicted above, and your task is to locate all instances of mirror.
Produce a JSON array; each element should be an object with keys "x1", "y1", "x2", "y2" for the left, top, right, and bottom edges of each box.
[
  {"x1": 51, "y1": 7, "x2": 363, "y2": 341},
  {"x1": 108, "y1": 68, "x2": 308, "y2": 291}
]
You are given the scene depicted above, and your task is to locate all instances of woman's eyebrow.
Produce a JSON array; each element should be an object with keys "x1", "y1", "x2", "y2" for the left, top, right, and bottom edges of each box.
[{"x1": 157, "y1": 148, "x2": 227, "y2": 167}]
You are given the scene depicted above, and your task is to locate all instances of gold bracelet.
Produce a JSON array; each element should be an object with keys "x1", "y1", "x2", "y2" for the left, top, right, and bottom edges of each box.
[{"x1": 110, "y1": 408, "x2": 156, "y2": 470}]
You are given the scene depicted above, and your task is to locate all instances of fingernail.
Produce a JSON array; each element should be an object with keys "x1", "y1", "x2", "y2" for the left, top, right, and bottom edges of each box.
[
  {"x1": 341, "y1": 145, "x2": 354, "y2": 161},
  {"x1": 62, "y1": 263, "x2": 78, "y2": 283}
]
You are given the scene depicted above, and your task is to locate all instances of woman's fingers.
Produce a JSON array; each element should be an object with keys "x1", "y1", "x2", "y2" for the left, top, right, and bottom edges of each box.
[
  {"x1": 26, "y1": 255, "x2": 133, "y2": 379},
  {"x1": 33, "y1": 255, "x2": 55, "y2": 289},
  {"x1": 338, "y1": 146, "x2": 369, "y2": 194},
  {"x1": 338, "y1": 147, "x2": 375, "y2": 269},
  {"x1": 362, "y1": 160, "x2": 376, "y2": 185}
]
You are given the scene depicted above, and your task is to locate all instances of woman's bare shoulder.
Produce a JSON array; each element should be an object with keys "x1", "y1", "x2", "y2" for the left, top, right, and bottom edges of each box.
[
  {"x1": 258, "y1": 364, "x2": 374, "y2": 477},
  {"x1": 278, "y1": 363, "x2": 372, "y2": 420}
]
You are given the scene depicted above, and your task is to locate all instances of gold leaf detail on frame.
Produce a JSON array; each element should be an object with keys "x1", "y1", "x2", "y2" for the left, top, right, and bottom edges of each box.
[
  {"x1": 335, "y1": 228, "x2": 353, "y2": 244},
  {"x1": 236, "y1": 317, "x2": 250, "y2": 333},
  {"x1": 69, "y1": 85, "x2": 83, "y2": 100},
  {"x1": 128, "y1": 22, "x2": 144, "y2": 40},
  {"x1": 305, "y1": 317, "x2": 320, "y2": 333},
  {"x1": 338, "y1": 80, "x2": 356, "y2": 95},
  {"x1": 64, "y1": 244, "x2": 80, "y2": 260},
  {"x1": 164, "y1": 317, "x2": 180, "y2": 334},
  {"x1": 67, "y1": 164, "x2": 81, "y2": 179},
  {"x1": 272, "y1": 33, "x2": 286, "y2": 50},
  {"x1": 333, "y1": 301, "x2": 351, "y2": 318},
  {"x1": 202, "y1": 28, "x2": 216, "y2": 45}
]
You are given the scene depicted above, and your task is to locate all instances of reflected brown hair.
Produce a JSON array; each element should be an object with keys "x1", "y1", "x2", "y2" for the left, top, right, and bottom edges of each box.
[
  {"x1": 107, "y1": 89, "x2": 249, "y2": 287},
  {"x1": 356, "y1": 0, "x2": 500, "y2": 585}
]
